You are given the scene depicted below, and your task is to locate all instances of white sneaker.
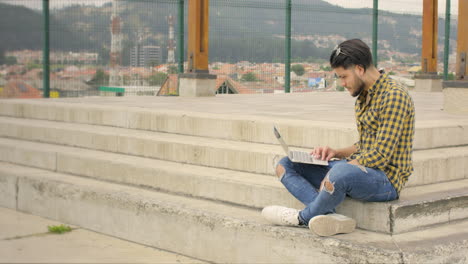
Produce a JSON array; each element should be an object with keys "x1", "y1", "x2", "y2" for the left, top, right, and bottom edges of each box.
[
  {"x1": 271, "y1": 155, "x2": 282, "y2": 171},
  {"x1": 261, "y1": 206, "x2": 300, "y2": 226},
  {"x1": 308, "y1": 214, "x2": 356, "y2": 236}
]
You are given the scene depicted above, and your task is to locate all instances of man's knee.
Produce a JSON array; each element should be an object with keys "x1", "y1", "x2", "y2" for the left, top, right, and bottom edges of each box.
[
  {"x1": 320, "y1": 172, "x2": 335, "y2": 195},
  {"x1": 322, "y1": 163, "x2": 354, "y2": 193},
  {"x1": 276, "y1": 164, "x2": 286, "y2": 180}
]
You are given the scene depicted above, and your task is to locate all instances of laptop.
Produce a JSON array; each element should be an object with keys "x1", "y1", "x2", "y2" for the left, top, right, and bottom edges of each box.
[{"x1": 273, "y1": 126, "x2": 328, "y2": 166}]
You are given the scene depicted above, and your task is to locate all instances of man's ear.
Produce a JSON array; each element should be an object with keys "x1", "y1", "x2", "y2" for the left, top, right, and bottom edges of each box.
[{"x1": 354, "y1": 65, "x2": 365, "y2": 77}]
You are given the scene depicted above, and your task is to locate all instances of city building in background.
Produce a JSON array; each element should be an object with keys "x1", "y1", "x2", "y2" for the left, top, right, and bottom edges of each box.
[{"x1": 130, "y1": 45, "x2": 162, "y2": 67}]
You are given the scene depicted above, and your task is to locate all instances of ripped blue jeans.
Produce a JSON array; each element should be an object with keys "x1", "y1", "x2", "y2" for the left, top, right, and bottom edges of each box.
[{"x1": 276, "y1": 157, "x2": 398, "y2": 224}]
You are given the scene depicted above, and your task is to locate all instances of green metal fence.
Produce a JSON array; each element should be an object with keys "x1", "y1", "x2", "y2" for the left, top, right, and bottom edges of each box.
[{"x1": 0, "y1": 0, "x2": 458, "y2": 98}]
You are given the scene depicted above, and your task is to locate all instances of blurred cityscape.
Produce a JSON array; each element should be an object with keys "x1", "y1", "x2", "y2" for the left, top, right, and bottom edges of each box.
[{"x1": 0, "y1": 0, "x2": 459, "y2": 98}]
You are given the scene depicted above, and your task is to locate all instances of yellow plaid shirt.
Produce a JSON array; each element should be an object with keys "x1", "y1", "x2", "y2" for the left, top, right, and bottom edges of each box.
[{"x1": 349, "y1": 72, "x2": 415, "y2": 195}]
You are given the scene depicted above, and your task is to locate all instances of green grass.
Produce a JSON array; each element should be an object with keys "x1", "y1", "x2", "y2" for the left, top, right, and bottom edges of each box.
[{"x1": 48, "y1": 224, "x2": 72, "y2": 234}]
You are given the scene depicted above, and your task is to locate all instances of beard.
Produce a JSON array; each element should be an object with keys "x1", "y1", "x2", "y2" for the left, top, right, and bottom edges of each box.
[{"x1": 351, "y1": 76, "x2": 366, "y2": 97}]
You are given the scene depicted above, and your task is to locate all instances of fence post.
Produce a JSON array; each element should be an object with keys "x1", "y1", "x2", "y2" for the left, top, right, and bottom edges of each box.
[
  {"x1": 177, "y1": 0, "x2": 184, "y2": 74},
  {"x1": 372, "y1": 0, "x2": 378, "y2": 67},
  {"x1": 444, "y1": 0, "x2": 451, "y2": 80},
  {"x1": 42, "y1": 0, "x2": 50, "y2": 98},
  {"x1": 285, "y1": 0, "x2": 291, "y2": 93}
]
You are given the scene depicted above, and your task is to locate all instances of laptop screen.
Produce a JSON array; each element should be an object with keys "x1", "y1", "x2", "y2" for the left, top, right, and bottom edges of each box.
[{"x1": 273, "y1": 126, "x2": 290, "y2": 155}]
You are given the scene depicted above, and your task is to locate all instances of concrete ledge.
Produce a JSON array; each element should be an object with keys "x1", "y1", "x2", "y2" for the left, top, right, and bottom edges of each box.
[
  {"x1": 179, "y1": 73, "x2": 217, "y2": 79},
  {"x1": 2, "y1": 163, "x2": 468, "y2": 263},
  {"x1": 414, "y1": 78, "x2": 442, "y2": 92},
  {"x1": 1, "y1": 100, "x2": 468, "y2": 150},
  {"x1": 0, "y1": 142, "x2": 57, "y2": 171},
  {"x1": 0, "y1": 170, "x2": 18, "y2": 210},
  {"x1": 414, "y1": 120, "x2": 468, "y2": 150},
  {"x1": 414, "y1": 73, "x2": 443, "y2": 80},
  {"x1": 1, "y1": 139, "x2": 467, "y2": 234},
  {"x1": 443, "y1": 81, "x2": 468, "y2": 88},
  {"x1": 179, "y1": 74, "x2": 216, "y2": 97},
  {"x1": 1, "y1": 118, "x2": 467, "y2": 186},
  {"x1": 339, "y1": 180, "x2": 468, "y2": 233},
  {"x1": 0, "y1": 138, "x2": 295, "y2": 209},
  {"x1": 0, "y1": 163, "x2": 393, "y2": 263},
  {"x1": 408, "y1": 146, "x2": 468, "y2": 187},
  {"x1": 0, "y1": 100, "x2": 358, "y2": 149},
  {"x1": 443, "y1": 81, "x2": 468, "y2": 114}
]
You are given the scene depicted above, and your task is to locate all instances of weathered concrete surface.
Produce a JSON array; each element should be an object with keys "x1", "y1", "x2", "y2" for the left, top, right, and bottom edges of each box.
[
  {"x1": 415, "y1": 77, "x2": 442, "y2": 92},
  {"x1": 0, "y1": 207, "x2": 206, "y2": 264},
  {"x1": 338, "y1": 179, "x2": 468, "y2": 234},
  {"x1": 179, "y1": 74, "x2": 217, "y2": 97},
  {"x1": 1, "y1": 92, "x2": 467, "y2": 150},
  {"x1": 0, "y1": 117, "x2": 467, "y2": 186},
  {"x1": 1, "y1": 138, "x2": 467, "y2": 234},
  {"x1": 0, "y1": 162, "x2": 467, "y2": 264},
  {"x1": 0, "y1": 138, "x2": 288, "y2": 209},
  {"x1": 444, "y1": 87, "x2": 468, "y2": 114},
  {"x1": 0, "y1": 92, "x2": 467, "y2": 263}
]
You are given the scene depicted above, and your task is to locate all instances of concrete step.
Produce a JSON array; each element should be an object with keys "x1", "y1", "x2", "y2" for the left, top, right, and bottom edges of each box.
[
  {"x1": 1, "y1": 138, "x2": 467, "y2": 234},
  {"x1": 1, "y1": 162, "x2": 467, "y2": 263},
  {"x1": 339, "y1": 179, "x2": 468, "y2": 234},
  {"x1": 0, "y1": 116, "x2": 467, "y2": 187},
  {"x1": 1, "y1": 100, "x2": 467, "y2": 150},
  {"x1": 0, "y1": 137, "x2": 288, "y2": 209},
  {"x1": 0, "y1": 116, "x2": 279, "y2": 175}
]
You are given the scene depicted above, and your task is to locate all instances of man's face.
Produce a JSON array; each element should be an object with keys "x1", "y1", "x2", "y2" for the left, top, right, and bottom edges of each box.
[{"x1": 334, "y1": 66, "x2": 365, "y2": 97}]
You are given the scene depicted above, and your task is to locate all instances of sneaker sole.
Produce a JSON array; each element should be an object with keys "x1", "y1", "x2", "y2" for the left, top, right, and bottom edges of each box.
[{"x1": 308, "y1": 215, "x2": 356, "y2": 237}]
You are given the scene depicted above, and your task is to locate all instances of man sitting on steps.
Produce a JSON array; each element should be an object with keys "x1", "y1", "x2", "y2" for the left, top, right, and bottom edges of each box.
[{"x1": 261, "y1": 39, "x2": 415, "y2": 236}]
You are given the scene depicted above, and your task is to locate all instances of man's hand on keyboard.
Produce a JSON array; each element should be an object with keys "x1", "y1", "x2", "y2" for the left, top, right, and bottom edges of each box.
[{"x1": 311, "y1": 146, "x2": 337, "y2": 161}]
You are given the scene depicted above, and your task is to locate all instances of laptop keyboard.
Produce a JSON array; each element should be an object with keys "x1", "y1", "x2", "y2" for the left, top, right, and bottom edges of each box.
[
  {"x1": 291, "y1": 150, "x2": 312, "y2": 162},
  {"x1": 290, "y1": 150, "x2": 328, "y2": 165}
]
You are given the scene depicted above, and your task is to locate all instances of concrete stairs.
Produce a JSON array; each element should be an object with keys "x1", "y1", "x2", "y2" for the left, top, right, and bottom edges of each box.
[{"x1": 0, "y1": 98, "x2": 468, "y2": 263}]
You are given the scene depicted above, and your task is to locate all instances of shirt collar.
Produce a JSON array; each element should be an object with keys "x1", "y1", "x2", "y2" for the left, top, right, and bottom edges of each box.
[
  {"x1": 368, "y1": 69, "x2": 386, "y2": 95},
  {"x1": 357, "y1": 69, "x2": 386, "y2": 105}
]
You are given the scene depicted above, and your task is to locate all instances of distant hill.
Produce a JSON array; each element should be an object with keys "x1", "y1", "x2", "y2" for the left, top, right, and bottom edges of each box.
[
  {"x1": 0, "y1": 0, "x2": 458, "y2": 64},
  {"x1": 0, "y1": 3, "x2": 91, "y2": 52}
]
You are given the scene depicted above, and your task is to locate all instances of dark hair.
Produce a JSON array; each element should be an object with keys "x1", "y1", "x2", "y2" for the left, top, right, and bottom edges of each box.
[{"x1": 329, "y1": 39, "x2": 373, "y2": 71}]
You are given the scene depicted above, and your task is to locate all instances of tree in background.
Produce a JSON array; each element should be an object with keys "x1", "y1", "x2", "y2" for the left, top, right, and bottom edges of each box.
[
  {"x1": 26, "y1": 63, "x2": 42, "y2": 71},
  {"x1": 97, "y1": 47, "x2": 110, "y2": 66},
  {"x1": 241, "y1": 72, "x2": 257, "y2": 82},
  {"x1": 148, "y1": 72, "x2": 167, "y2": 86},
  {"x1": 0, "y1": 48, "x2": 5, "y2": 65},
  {"x1": 167, "y1": 65, "x2": 178, "y2": 74},
  {"x1": 320, "y1": 65, "x2": 332, "y2": 71},
  {"x1": 336, "y1": 85, "x2": 345, "y2": 92},
  {"x1": 87, "y1": 69, "x2": 109, "y2": 86},
  {"x1": 291, "y1": 64, "x2": 305, "y2": 76},
  {"x1": 5, "y1": 56, "x2": 17, "y2": 66}
]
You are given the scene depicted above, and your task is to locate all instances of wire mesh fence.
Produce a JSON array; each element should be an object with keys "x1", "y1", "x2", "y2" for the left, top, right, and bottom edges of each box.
[{"x1": 0, "y1": 0, "x2": 459, "y2": 99}]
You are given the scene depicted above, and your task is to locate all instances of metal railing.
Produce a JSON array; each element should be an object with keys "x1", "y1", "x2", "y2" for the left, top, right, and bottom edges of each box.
[{"x1": 0, "y1": 0, "x2": 457, "y2": 99}]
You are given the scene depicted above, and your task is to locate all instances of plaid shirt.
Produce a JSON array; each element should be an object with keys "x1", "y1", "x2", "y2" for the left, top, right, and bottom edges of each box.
[{"x1": 349, "y1": 72, "x2": 415, "y2": 195}]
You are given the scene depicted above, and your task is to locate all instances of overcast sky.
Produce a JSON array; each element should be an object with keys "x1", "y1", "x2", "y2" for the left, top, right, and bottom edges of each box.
[
  {"x1": 324, "y1": 0, "x2": 458, "y2": 16},
  {"x1": 0, "y1": 0, "x2": 459, "y2": 16}
]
